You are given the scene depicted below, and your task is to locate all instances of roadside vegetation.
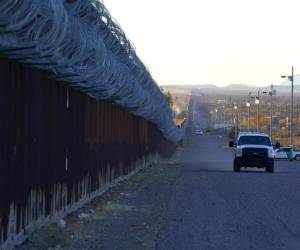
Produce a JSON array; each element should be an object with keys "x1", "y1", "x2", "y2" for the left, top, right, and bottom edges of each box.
[{"x1": 161, "y1": 87, "x2": 190, "y2": 120}]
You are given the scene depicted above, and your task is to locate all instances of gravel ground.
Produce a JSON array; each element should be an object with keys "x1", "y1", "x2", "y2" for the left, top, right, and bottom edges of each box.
[{"x1": 17, "y1": 147, "x2": 184, "y2": 250}]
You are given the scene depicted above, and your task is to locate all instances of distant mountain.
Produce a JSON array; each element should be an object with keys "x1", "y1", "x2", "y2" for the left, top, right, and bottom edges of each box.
[
  {"x1": 223, "y1": 84, "x2": 250, "y2": 90},
  {"x1": 195, "y1": 84, "x2": 218, "y2": 89},
  {"x1": 160, "y1": 83, "x2": 300, "y2": 96}
]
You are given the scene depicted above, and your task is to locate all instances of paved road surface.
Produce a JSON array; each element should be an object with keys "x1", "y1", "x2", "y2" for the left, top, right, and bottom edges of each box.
[
  {"x1": 19, "y1": 94, "x2": 300, "y2": 250},
  {"x1": 157, "y1": 95, "x2": 300, "y2": 250}
]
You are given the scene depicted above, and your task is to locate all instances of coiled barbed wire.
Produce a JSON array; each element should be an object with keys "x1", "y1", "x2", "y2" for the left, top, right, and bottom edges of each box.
[{"x1": 0, "y1": 0, "x2": 183, "y2": 143}]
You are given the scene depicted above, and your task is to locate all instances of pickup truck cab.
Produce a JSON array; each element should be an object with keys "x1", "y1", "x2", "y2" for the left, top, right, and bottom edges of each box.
[{"x1": 229, "y1": 132, "x2": 274, "y2": 173}]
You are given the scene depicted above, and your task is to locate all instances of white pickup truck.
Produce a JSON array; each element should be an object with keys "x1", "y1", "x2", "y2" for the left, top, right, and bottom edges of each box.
[{"x1": 274, "y1": 147, "x2": 300, "y2": 160}]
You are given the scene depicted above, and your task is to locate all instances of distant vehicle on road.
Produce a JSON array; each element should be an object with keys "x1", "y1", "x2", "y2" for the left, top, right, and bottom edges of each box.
[
  {"x1": 274, "y1": 147, "x2": 300, "y2": 160},
  {"x1": 195, "y1": 130, "x2": 203, "y2": 135},
  {"x1": 229, "y1": 132, "x2": 274, "y2": 173}
]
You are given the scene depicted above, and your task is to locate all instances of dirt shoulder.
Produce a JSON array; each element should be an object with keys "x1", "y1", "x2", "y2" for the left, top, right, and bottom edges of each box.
[{"x1": 17, "y1": 147, "x2": 183, "y2": 250}]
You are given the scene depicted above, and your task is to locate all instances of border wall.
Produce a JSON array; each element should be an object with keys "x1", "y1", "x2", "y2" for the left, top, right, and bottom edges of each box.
[{"x1": 0, "y1": 57, "x2": 177, "y2": 249}]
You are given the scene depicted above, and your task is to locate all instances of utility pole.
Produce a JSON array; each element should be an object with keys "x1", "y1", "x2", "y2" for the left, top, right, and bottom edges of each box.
[
  {"x1": 291, "y1": 66, "x2": 294, "y2": 146},
  {"x1": 281, "y1": 66, "x2": 294, "y2": 146},
  {"x1": 246, "y1": 92, "x2": 251, "y2": 132},
  {"x1": 255, "y1": 90, "x2": 260, "y2": 132},
  {"x1": 247, "y1": 102, "x2": 250, "y2": 132},
  {"x1": 263, "y1": 86, "x2": 276, "y2": 138},
  {"x1": 297, "y1": 99, "x2": 299, "y2": 136},
  {"x1": 270, "y1": 84, "x2": 274, "y2": 139},
  {"x1": 234, "y1": 105, "x2": 238, "y2": 139}
]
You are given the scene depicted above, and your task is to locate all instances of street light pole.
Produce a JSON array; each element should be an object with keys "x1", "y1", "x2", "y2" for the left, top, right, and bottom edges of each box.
[
  {"x1": 263, "y1": 86, "x2": 276, "y2": 138},
  {"x1": 246, "y1": 102, "x2": 250, "y2": 132},
  {"x1": 281, "y1": 66, "x2": 294, "y2": 146},
  {"x1": 297, "y1": 99, "x2": 299, "y2": 136},
  {"x1": 270, "y1": 84, "x2": 274, "y2": 139},
  {"x1": 215, "y1": 108, "x2": 218, "y2": 126},
  {"x1": 291, "y1": 66, "x2": 294, "y2": 146},
  {"x1": 234, "y1": 105, "x2": 238, "y2": 139},
  {"x1": 255, "y1": 90, "x2": 260, "y2": 132}
]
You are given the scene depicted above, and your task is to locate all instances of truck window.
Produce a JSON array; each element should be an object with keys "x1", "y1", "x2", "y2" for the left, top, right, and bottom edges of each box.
[{"x1": 238, "y1": 136, "x2": 271, "y2": 146}]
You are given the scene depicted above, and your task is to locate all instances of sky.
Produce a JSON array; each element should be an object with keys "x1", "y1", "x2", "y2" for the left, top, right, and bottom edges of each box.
[{"x1": 104, "y1": 0, "x2": 300, "y2": 86}]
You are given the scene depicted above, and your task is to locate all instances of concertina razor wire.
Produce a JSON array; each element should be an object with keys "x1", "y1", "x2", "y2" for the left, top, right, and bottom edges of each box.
[{"x1": 0, "y1": 0, "x2": 184, "y2": 143}]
